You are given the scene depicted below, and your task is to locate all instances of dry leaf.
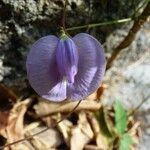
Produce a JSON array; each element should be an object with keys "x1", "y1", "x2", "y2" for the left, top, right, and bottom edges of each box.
[
  {"x1": 96, "y1": 84, "x2": 108, "y2": 100},
  {"x1": 85, "y1": 144, "x2": 103, "y2": 150},
  {"x1": 0, "y1": 84, "x2": 18, "y2": 103},
  {"x1": 0, "y1": 84, "x2": 18, "y2": 112},
  {"x1": 34, "y1": 99, "x2": 101, "y2": 118},
  {"x1": 11, "y1": 141, "x2": 35, "y2": 150},
  {"x1": 0, "y1": 111, "x2": 9, "y2": 137},
  {"x1": 70, "y1": 112, "x2": 94, "y2": 150},
  {"x1": 58, "y1": 119, "x2": 73, "y2": 145},
  {"x1": 0, "y1": 99, "x2": 31, "y2": 149},
  {"x1": 87, "y1": 83, "x2": 108, "y2": 100},
  {"x1": 128, "y1": 120, "x2": 141, "y2": 149},
  {"x1": 87, "y1": 113, "x2": 109, "y2": 150},
  {"x1": 7, "y1": 99, "x2": 31, "y2": 142},
  {"x1": 27, "y1": 126, "x2": 62, "y2": 149}
]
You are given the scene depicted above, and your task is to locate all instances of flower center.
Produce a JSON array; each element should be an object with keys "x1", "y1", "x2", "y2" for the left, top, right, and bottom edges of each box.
[{"x1": 56, "y1": 37, "x2": 79, "y2": 84}]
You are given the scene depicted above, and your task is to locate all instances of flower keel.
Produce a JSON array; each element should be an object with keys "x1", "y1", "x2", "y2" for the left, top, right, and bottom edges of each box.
[{"x1": 56, "y1": 38, "x2": 79, "y2": 84}]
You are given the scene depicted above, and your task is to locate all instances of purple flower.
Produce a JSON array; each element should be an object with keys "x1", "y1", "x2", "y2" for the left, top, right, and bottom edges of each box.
[
  {"x1": 26, "y1": 33, "x2": 106, "y2": 102},
  {"x1": 56, "y1": 37, "x2": 79, "y2": 84}
]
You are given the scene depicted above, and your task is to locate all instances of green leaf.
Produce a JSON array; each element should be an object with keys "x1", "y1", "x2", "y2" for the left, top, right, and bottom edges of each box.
[
  {"x1": 114, "y1": 101, "x2": 127, "y2": 135},
  {"x1": 95, "y1": 107, "x2": 113, "y2": 138},
  {"x1": 119, "y1": 134, "x2": 133, "y2": 150}
]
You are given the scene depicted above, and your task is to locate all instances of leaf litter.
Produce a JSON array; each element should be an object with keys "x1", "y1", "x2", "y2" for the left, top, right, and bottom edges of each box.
[{"x1": 0, "y1": 84, "x2": 140, "y2": 150}]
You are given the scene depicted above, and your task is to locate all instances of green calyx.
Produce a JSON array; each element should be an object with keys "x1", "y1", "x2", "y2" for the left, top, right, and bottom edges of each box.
[{"x1": 60, "y1": 29, "x2": 69, "y2": 40}]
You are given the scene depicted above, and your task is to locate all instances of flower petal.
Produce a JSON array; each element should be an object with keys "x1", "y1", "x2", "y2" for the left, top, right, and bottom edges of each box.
[
  {"x1": 26, "y1": 35, "x2": 66, "y2": 102},
  {"x1": 56, "y1": 38, "x2": 79, "y2": 83},
  {"x1": 67, "y1": 33, "x2": 106, "y2": 100}
]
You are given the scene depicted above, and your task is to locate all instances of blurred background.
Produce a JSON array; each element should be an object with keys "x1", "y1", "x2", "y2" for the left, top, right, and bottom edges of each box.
[{"x1": 0, "y1": 0, "x2": 150, "y2": 149}]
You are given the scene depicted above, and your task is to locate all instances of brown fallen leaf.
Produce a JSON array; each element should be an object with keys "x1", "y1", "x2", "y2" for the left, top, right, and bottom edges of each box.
[
  {"x1": 26, "y1": 126, "x2": 62, "y2": 149},
  {"x1": 0, "y1": 84, "x2": 18, "y2": 103},
  {"x1": 9, "y1": 141, "x2": 35, "y2": 150},
  {"x1": 0, "y1": 98, "x2": 31, "y2": 150},
  {"x1": 84, "y1": 144, "x2": 104, "y2": 150},
  {"x1": 87, "y1": 113, "x2": 109, "y2": 150},
  {"x1": 0, "y1": 84, "x2": 18, "y2": 111},
  {"x1": 34, "y1": 99, "x2": 101, "y2": 118},
  {"x1": 96, "y1": 84, "x2": 108, "y2": 100},
  {"x1": 128, "y1": 119, "x2": 141, "y2": 149},
  {"x1": 87, "y1": 83, "x2": 108, "y2": 101},
  {"x1": 0, "y1": 111, "x2": 9, "y2": 138},
  {"x1": 57, "y1": 119, "x2": 73, "y2": 146},
  {"x1": 70, "y1": 112, "x2": 94, "y2": 150}
]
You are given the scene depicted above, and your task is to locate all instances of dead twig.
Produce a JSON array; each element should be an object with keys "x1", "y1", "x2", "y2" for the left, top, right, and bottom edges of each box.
[
  {"x1": 129, "y1": 94, "x2": 150, "y2": 116},
  {"x1": 106, "y1": 2, "x2": 150, "y2": 70}
]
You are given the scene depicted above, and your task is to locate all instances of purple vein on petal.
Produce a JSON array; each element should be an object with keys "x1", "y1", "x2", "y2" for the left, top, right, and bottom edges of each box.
[
  {"x1": 67, "y1": 33, "x2": 106, "y2": 100},
  {"x1": 26, "y1": 35, "x2": 67, "y2": 102}
]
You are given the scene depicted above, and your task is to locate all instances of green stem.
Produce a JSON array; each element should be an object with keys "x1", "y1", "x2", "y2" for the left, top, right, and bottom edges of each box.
[
  {"x1": 66, "y1": 18, "x2": 132, "y2": 31},
  {"x1": 132, "y1": 0, "x2": 149, "y2": 18},
  {"x1": 62, "y1": 0, "x2": 67, "y2": 31}
]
